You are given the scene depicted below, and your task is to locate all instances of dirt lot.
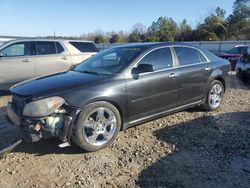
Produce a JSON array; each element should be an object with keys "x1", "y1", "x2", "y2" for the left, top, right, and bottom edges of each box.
[{"x1": 0, "y1": 74, "x2": 249, "y2": 188}]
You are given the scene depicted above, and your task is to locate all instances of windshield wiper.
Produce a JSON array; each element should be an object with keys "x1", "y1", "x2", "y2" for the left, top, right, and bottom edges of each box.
[
  {"x1": 78, "y1": 70, "x2": 100, "y2": 75},
  {"x1": 77, "y1": 70, "x2": 112, "y2": 76}
]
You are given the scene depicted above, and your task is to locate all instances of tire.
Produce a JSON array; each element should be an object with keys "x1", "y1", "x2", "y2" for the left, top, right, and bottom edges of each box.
[
  {"x1": 202, "y1": 80, "x2": 224, "y2": 111},
  {"x1": 74, "y1": 101, "x2": 121, "y2": 152},
  {"x1": 241, "y1": 73, "x2": 249, "y2": 84},
  {"x1": 236, "y1": 69, "x2": 242, "y2": 78}
]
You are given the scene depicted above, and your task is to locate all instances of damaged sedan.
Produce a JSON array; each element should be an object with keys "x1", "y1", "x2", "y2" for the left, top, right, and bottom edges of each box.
[{"x1": 7, "y1": 43, "x2": 230, "y2": 152}]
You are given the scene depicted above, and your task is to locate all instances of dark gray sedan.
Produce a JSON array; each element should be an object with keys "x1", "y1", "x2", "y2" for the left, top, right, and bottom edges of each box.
[{"x1": 7, "y1": 43, "x2": 230, "y2": 151}]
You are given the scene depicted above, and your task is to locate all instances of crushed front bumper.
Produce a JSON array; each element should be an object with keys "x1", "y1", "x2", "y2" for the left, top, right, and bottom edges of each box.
[
  {"x1": 7, "y1": 101, "x2": 81, "y2": 144},
  {"x1": 7, "y1": 102, "x2": 21, "y2": 127}
]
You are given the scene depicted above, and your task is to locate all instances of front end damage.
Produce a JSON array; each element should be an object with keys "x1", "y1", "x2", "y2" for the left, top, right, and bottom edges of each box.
[{"x1": 7, "y1": 94, "x2": 81, "y2": 146}]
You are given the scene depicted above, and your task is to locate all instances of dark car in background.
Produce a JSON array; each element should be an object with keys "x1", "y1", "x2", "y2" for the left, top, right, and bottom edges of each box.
[
  {"x1": 7, "y1": 43, "x2": 230, "y2": 152},
  {"x1": 219, "y1": 45, "x2": 249, "y2": 71},
  {"x1": 236, "y1": 50, "x2": 250, "y2": 83}
]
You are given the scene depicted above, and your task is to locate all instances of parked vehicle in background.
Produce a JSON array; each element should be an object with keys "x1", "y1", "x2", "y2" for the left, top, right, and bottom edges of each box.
[
  {"x1": 219, "y1": 45, "x2": 249, "y2": 71},
  {"x1": 7, "y1": 42, "x2": 230, "y2": 152},
  {"x1": 0, "y1": 39, "x2": 98, "y2": 90},
  {"x1": 236, "y1": 47, "x2": 250, "y2": 83}
]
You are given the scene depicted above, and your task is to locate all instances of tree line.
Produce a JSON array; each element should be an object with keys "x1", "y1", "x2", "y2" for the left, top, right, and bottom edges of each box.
[{"x1": 49, "y1": 0, "x2": 250, "y2": 43}]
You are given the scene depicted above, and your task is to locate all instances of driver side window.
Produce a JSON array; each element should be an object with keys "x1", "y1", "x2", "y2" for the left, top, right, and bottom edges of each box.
[
  {"x1": 137, "y1": 47, "x2": 173, "y2": 72},
  {"x1": 0, "y1": 42, "x2": 33, "y2": 57}
]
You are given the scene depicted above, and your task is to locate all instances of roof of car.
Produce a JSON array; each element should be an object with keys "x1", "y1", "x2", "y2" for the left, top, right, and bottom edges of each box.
[
  {"x1": 112, "y1": 42, "x2": 198, "y2": 49},
  {"x1": 4, "y1": 38, "x2": 94, "y2": 43},
  {"x1": 234, "y1": 45, "x2": 250, "y2": 48}
]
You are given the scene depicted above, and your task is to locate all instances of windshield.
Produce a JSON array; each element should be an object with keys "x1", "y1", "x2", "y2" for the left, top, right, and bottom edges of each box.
[
  {"x1": 227, "y1": 46, "x2": 247, "y2": 54},
  {"x1": 74, "y1": 46, "x2": 145, "y2": 75}
]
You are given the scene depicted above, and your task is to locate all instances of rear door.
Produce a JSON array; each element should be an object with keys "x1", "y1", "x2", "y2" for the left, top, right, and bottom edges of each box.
[
  {"x1": 0, "y1": 41, "x2": 35, "y2": 88},
  {"x1": 173, "y1": 46, "x2": 212, "y2": 106},
  {"x1": 126, "y1": 47, "x2": 179, "y2": 122},
  {"x1": 33, "y1": 41, "x2": 72, "y2": 77}
]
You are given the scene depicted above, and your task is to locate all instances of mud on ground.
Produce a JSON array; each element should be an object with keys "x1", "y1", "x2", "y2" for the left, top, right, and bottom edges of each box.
[{"x1": 0, "y1": 74, "x2": 249, "y2": 188}]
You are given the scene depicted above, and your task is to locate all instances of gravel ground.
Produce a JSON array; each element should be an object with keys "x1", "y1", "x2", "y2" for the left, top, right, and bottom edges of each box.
[{"x1": 0, "y1": 74, "x2": 249, "y2": 188}]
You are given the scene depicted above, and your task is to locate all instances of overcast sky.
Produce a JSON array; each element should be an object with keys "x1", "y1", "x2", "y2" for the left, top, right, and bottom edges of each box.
[{"x1": 0, "y1": 0, "x2": 235, "y2": 37}]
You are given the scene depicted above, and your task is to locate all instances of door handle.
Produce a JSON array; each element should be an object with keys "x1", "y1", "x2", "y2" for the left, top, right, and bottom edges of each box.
[
  {"x1": 169, "y1": 73, "x2": 178, "y2": 78},
  {"x1": 62, "y1": 56, "x2": 68, "y2": 60},
  {"x1": 205, "y1": 67, "x2": 212, "y2": 71},
  {"x1": 22, "y1": 59, "x2": 30, "y2": 62}
]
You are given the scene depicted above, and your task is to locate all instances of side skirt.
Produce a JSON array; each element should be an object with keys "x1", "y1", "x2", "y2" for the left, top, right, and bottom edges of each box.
[{"x1": 123, "y1": 100, "x2": 204, "y2": 130}]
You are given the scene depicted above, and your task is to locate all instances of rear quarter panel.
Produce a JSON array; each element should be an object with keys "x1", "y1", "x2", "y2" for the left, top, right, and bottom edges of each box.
[{"x1": 206, "y1": 59, "x2": 230, "y2": 94}]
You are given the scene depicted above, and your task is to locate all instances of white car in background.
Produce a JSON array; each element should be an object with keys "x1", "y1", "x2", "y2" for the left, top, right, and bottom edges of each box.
[{"x1": 0, "y1": 39, "x2": 98, "y2": 90}]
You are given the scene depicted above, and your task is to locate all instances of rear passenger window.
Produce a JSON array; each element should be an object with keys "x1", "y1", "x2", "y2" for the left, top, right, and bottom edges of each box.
[
  {"x1": 174, "y1": 47, "x2": 206, "y2": 66},
  {"x1": 36, "y1": 41, "x2": 56, "y2": 55},
  {"x1": 69, "y1": 42, "x2": 99, "y2": 52},
  {"x1": 198, "y1": 51, "x2": 208, "y2": 62},
  {"x1": 56, "y1": 42, "x2": 64, "y2": 53},
  {"x1": 138, "y1": 47, "x2": 173, "y2": 71}
]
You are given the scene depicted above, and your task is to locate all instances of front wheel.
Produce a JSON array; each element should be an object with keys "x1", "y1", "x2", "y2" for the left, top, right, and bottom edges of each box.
[
  {"x1": 202, "y1": 80, "x2": 224, "y2": 111},
  {"x1": 74, "y1": 101, "x2": 121, "y2": 152}
]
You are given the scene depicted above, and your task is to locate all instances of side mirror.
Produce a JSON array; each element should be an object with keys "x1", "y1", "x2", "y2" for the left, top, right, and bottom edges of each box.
[
  {"x1": 0, "y1": 53, "x2": 4, "y2": 58},
  {"x1": 131, "y1": 64, "x2": 153, "y2": 78}
]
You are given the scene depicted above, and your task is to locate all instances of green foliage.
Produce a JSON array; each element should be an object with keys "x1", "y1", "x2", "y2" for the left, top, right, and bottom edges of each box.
[
  {"x1": 128, "y1": 31, "x2": 142, "y2": 42},
  {"x1": 196, "y1": 6, "x2": 227, "y2": 41},
  {"x1": 176, "y1": 19, "x2": 193, "y2": 41},
  {"x1": 110, "y1": 34, "x2": 119, "y2": 43},
  {"x1": 147, "y1": 17, "x2": 177, "y2": 42},
  {"x1": 69, "y1": 0, "x2": 250, "y2": 43},
  {"x1": 215, "y1": 7, "x2": 226, "y2": 19},
  {"x1": 94, "y1": 35, "x2": 105, "y2": 44},
  {"x1": 227, "y1": 0, "x2": 250, "y2": 39},
  {"x1": 128, "y1": 23, "x2": 147, "y2": 42}
]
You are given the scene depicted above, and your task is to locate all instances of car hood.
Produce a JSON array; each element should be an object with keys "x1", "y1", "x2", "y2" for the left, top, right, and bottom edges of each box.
[{"x1": 10, "y1": 71, "x2": 108, "y2": 98}]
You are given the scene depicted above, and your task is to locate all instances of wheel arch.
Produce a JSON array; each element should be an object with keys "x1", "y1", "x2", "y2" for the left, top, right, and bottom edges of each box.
[
  {"x1": 213, "y1": 76, "x2": 226, "y2": 90},
  {"x1": 81, "y1": 98, "x2": 126, "y2": 130}
]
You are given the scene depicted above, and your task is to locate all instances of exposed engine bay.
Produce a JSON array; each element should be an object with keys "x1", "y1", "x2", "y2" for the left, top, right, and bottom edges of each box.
[{"x1": 7, "y1": 94, "x2": 81, "y2": 147}]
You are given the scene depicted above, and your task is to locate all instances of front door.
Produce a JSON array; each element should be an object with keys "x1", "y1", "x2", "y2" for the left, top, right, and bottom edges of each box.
[
  {"x1": 126, "y1": 47, "x2": 179, "y2": 122},
  {"x1": 0, "y1": 41, "x2": 34, "y2": 89}
]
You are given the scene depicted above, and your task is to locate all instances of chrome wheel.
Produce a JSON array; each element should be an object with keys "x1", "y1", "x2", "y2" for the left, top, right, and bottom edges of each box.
[
  {"x1": 209, "y1": 84, "x2": 223, "y2": 109},
  {"x1": 82, "y1": 107, "x2": 117, "y2": 146}
]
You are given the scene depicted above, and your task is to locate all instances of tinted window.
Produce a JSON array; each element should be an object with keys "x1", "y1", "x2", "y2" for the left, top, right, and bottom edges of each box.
[
  {"x1": 56, "y1": 42, "x2": 64, "y2": 53},
  {"x1": 69, "y1": 42, "x2": 99, "y2": 52},
  {"x1": 138, "y1": 47, "x2": 173, "y2": 71},
  {"x1": 227, "y1": 46, "x2": 247, "y2": 54},
  {"x1": 174, "y1": 47, "x2": 203, "y2": 66},
  {"x1": 238, "y1": 47, "x2": 248, "y2": 54},
  {"x1": 198, "y1": 51, "x2": 208, "y2": 62},
  {"x1": 0, "y1": 42, "x2": 33, "y2": 57},
  {"x1": 36, "y1": 41, "x2": 56, "y2": 55}
]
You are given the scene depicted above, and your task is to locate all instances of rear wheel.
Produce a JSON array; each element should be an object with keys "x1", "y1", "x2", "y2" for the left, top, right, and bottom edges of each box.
[
  {"x1": 242, "y1": 73, "x2": 249, "y2": 84},
  {"x1": 74, "y1": 101, "x2": 121, "y2": 152},
  {"x1": 202, "y1": 80, "x2": 224, "y2": 111}
]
